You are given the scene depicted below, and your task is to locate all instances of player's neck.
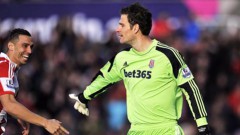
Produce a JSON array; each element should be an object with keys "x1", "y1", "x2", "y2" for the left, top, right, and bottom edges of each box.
[
  {"x1": 6, "y1": 51, "x2": 20, "y2": 67},
  {"x1": 131, "y1": 36, "x2": 152, "y2": 52}
]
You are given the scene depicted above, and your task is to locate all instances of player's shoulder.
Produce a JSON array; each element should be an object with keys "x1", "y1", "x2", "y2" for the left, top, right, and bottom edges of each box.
[
  {"x1": 156, "y1": 42, "x2": 179, "y2": 54},
  {"x1": 0, "y1": 57, "x2": 10, "y2": 66},
  {"x1": 114, "y1": 47, "x2": 131, "y2": 59},
  {"x1": 119, "y1": 47, "x2": 131, "y2": 54},
  {"x1": 156, "y1": 42, "x2": 183, "y2": 58},
  {"x1": 0, "y1": 57, "x2": 10, "y2": 74}
]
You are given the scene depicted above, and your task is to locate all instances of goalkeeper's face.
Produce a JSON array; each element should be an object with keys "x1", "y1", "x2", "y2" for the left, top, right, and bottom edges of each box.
[{"x1": 116, "y1": 14, "x2": 136, "y2": 45}]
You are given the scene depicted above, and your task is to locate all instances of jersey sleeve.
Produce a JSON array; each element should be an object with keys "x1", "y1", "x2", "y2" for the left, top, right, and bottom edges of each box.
[
  {"x1": 164, "y1": 48, "x2": 208, "y2": 127},
  {"x1": 0, "y1": 60, "x2": 15, "y2": 95},
  {"x1": 179, "y1": 80, "x2": 208, "y2": 127},
  {"x1": 83, "y1": 55, "x2": 122, "y2": 100},
  {"x1": 171, "y1": 51, "x2": 208, "y2": 127}
]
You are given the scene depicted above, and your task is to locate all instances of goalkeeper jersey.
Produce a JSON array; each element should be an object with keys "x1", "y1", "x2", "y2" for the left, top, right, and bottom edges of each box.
[{"x1": 83, "y1": 39, "x2": 207, "y2": 127}]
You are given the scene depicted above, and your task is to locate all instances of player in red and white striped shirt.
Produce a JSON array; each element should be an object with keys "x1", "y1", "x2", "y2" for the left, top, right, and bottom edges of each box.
[{"x1": 0, "y1": 28, "x2": 69, "y2": 135}]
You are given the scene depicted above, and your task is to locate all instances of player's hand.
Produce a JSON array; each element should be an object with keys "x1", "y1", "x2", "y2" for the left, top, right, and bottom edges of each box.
[
  {"x1": 198, "y1": 125, "x2": 211, "y2": 135},
  {"x1": 69, "y1": 93, "x2": 89, "y2": 116},
  {"x1": 44, "y1": 119, "x2": 69, "y2": 135},
  {"x1": 17, "y1": 119, "x2": 30, "y2": 135}
]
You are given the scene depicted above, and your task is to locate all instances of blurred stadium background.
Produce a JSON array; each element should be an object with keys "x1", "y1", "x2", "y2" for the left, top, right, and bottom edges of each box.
[{"x1": 0, "y1": 0, "x2": 240, "y2": 135}]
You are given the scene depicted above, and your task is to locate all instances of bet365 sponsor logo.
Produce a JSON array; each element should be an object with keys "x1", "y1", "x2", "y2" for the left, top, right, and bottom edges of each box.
[{"x1": 124, "y1": 69, "x2": 152, "y2": 79}]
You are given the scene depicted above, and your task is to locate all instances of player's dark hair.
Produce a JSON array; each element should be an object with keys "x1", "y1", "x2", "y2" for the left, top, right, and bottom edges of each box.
[
  {"x1": 7, "y1": 28, "x2": 31, "y2": 43},
  {"x1": 3, "y1": 28, "x2": 31, "y2": 52},
  {"x1": 121, "y1": 2, "x2": 152, "y2": 35}
]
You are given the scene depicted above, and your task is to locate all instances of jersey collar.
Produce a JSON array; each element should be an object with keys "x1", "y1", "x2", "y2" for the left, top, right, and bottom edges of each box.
[{"x1": 132, "y1": 39, "x2": 158, "y2": 55}]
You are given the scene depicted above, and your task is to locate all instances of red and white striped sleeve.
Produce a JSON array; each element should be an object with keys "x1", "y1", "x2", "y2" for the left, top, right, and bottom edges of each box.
[{"x1": 0, "y1": 58, "x2": 16, "y2": 95}]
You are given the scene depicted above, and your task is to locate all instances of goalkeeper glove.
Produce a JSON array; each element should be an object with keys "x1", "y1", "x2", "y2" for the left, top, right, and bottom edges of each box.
[
  {"x1": 198, "y1": 125, "x2": 211, "y2": 135},
  {"x1": 69, "y1": 93, "x2": 89, "y2": 116}
]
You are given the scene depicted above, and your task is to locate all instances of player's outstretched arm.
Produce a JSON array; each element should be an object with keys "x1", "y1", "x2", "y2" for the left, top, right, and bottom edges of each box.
[
  {"x1": 180, "y1": 81, "x2": 211, "y2": 135},
  {"x1": 0, "y1": 94, "x2": 69, "y2": 135},
  {"x1": 44, "y1": 119, "x2": 69, "y2": 134},
  {"x1": 69, "y1": 93, "x2": 89, "y2": 116}
]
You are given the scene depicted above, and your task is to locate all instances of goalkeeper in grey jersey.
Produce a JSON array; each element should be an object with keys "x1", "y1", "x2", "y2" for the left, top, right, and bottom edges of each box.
[{"x1": 69, "y1": 2, "x2": 211, "y2": 135}]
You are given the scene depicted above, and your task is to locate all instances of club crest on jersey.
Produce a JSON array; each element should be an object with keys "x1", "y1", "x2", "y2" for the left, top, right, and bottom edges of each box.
[
  {"x1": 182, "y1": 67, "x2": 191, "y2": 78},
  {"x1": 149, "y1": 59, "x2": 155, "y2": 68}
]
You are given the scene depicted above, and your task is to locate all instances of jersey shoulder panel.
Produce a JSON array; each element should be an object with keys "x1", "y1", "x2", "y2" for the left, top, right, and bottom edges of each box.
[
  {"x1": 104, "y1": 47, "x2": 131, "y2": 73},
  {"x1": 0, "y1": 57, "x2": 16, "y2": 95},
  {"x1": 113, "y1": 47, "x2": 131, "y2": 64},
  {"x1": 0, "y1": 57, "x2": 10, "y2": 77},
  {"x1": 155, "y1": 42, "x2": 185, "y2": 78},
  {"x1": 115, "y1": 47, "x2": 131, "y2": 58}
]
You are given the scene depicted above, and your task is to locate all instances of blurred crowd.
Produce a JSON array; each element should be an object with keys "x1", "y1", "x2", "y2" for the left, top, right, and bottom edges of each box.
[{"x1": 0, "y1": 11, "x2": 240, "y2": 135}]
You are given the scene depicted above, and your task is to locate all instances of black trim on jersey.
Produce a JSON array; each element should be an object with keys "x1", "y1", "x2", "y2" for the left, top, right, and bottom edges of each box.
[
  {"x1": 78, "y1": 93, "x2": 89, "y2": 104},
  {"x1": 180, "y1": 82, "x2": 202, "y2": 119},
  {"x1": 88, "y1": 69, "x2": 115, "y2": 98},
  {"x1": 122, "y1": 47, "x2": 131, "y2": 52},
  {"x1": 90, "y1": 71, "x2": 104, "y2": 83},
  {"x1": 89, "y1": 83, "x2": 115, "y2": 98},
  {"x1": 108, "y1": 56, "x2": 115, "y2": 72},
  {"x1": 89, "y1": 47, "x2": 131, "y2": 98},
  {"x1": 156, "y1": 46, "x2": 181, "y2": 78},
  {"x1": 108, "y1": 47, "x2": 131, "y2": 72}
]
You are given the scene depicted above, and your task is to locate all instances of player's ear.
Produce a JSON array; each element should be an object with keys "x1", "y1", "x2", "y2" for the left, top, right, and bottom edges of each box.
[
  {"x1": 8, "y1": 42, "x2": 15, "y2": 51},
  {"x1": 133, "y1": 24, "x2": 139, "y2": 34}
]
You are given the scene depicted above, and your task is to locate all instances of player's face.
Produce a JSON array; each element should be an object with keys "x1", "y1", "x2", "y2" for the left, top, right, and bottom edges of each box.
[
  {"x1": 11, "y1": 35, "x2": 33, "y2": 66},
  {"x1": 116, "y1": 14, "x2": 135, "y2": 44}
]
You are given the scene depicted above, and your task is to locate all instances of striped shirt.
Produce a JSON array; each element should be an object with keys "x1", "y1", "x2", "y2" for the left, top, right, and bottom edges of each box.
[{"x1": 0, "y1": 52, "x2": 19, "y2": 126}]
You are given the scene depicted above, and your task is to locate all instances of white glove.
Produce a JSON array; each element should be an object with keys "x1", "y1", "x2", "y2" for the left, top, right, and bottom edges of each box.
[{"x1": 69, "y1": 94, "x2": 89, "y2": 116}]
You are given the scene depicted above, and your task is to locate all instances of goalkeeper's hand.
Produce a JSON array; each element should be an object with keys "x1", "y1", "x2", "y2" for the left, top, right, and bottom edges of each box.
[
  {"x1": 198, "y1": 125, "x2": 211, "y2": 135},
  {"x1": 69, "y1": 93, "x2": 89, "y2": 116}
]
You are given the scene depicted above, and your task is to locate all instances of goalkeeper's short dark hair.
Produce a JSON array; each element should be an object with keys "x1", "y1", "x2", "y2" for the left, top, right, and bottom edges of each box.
[{"x1": 120, "y1": 2, "x2": 152, "y2": 36}]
